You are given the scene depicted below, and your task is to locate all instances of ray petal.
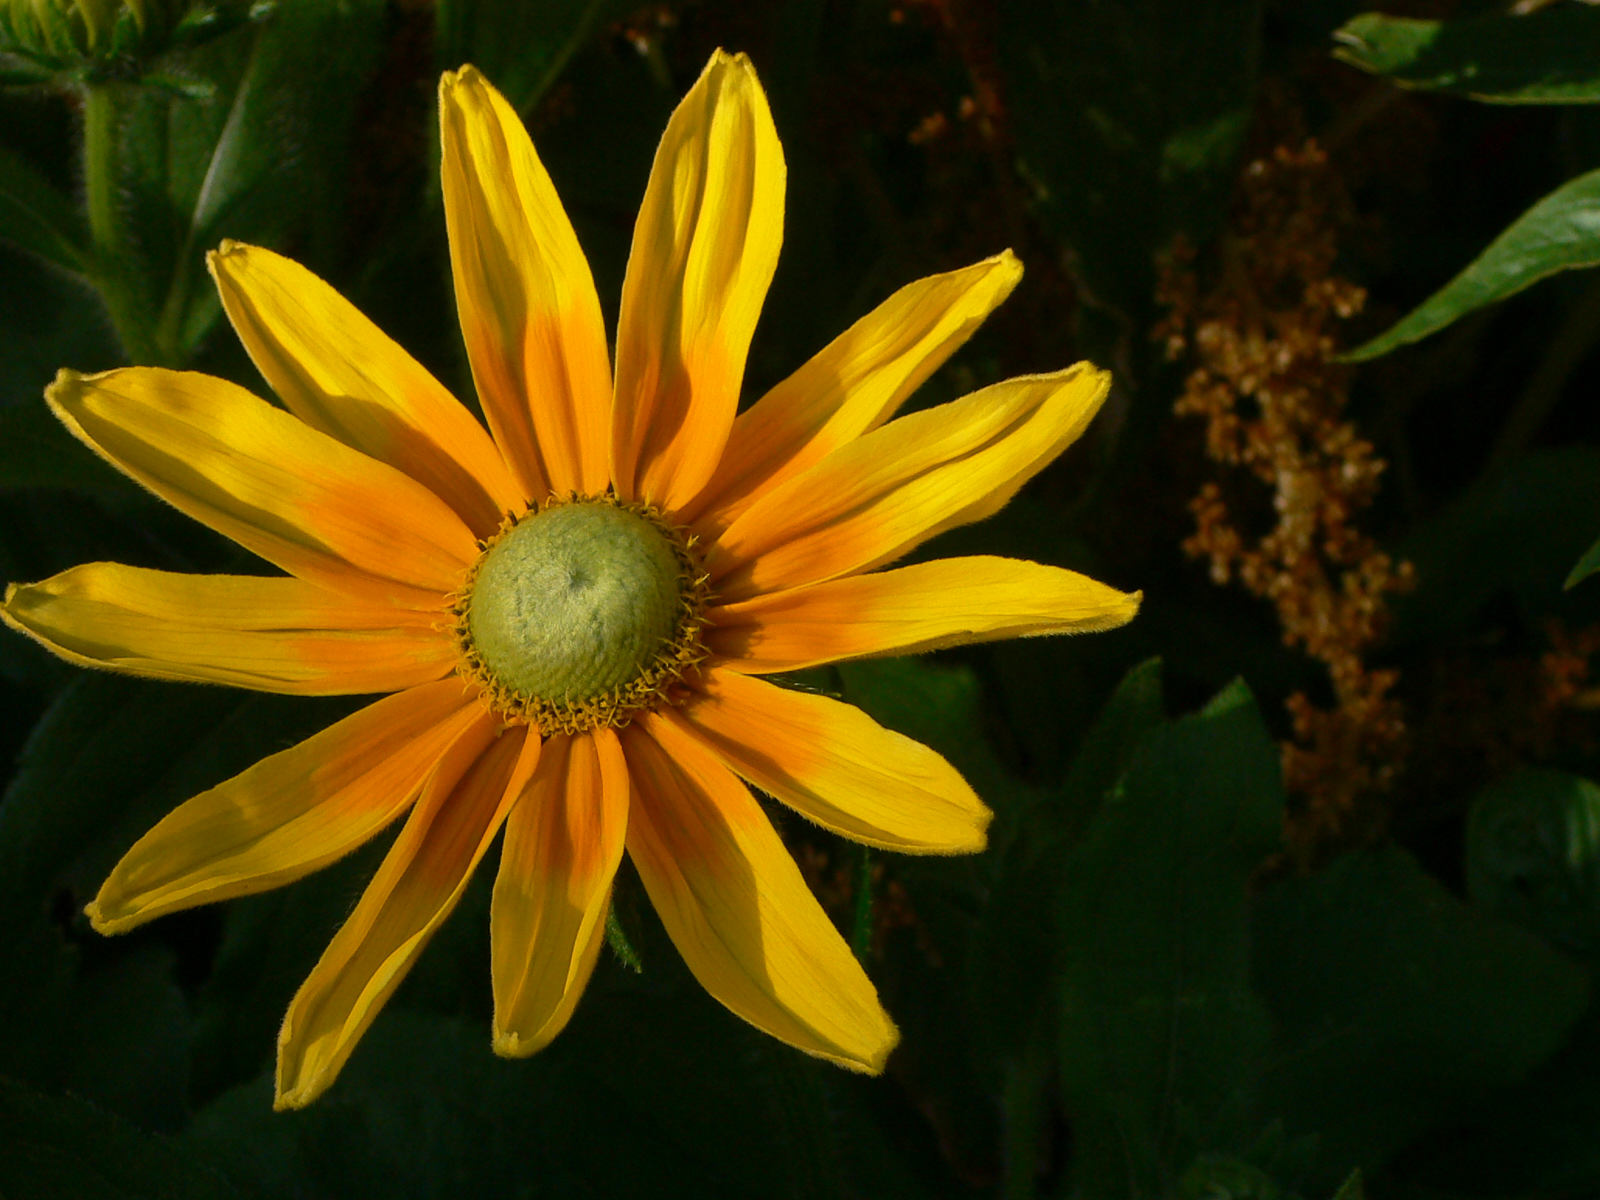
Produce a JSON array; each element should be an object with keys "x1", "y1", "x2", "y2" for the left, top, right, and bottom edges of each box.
[
  {"x1": 688, "y1": 252, "x2": 1023, "y2": 532},
  {"x1": 46, "y1": 367, "x2": 479, "y2": 608},
  {"x1": 709, "y1": 364, "x2": 1111, "y2": 601},
  {"x1": 610, "y1": 50, "x2": 784, "y2": 513},
  {"x1": 440, "y1": 67, "x2": 612, "y2": 498},
  {"x1": 276, "y1": 712, "x2": 522, "y2": 1109},
  {"x1": 707, "y1": 556, "x2": 1140, "y2": 672},
  {"x1": 491, "y1": 727, "x2": 628, "y2": 1057},
  {"x1": 87, "y1": 679, "x2": 484, "y2": 934},
  {"x1": 673, "y1": 669, "x2": 988, "y2": 854},
  {"x1": 621, "y1": 714, "x2": 898, "y2": 1072},
  {"x1": 209, "y1": 241, "x2": 521, "y2": 537},
  {"x1": 3, "y1": 562, "x2": 455, "y2": 694}
]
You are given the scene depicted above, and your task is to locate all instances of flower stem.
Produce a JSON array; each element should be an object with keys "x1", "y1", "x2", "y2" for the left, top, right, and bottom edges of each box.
[{"x1": 81, "y1": 82, "x2": 159, "y2": 363}]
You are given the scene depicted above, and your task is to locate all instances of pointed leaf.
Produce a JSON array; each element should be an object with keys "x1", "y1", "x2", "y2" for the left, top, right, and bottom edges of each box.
[
  {"x1": 1345, "y1": 168, "x2": 1600, "y2": 361},
  {"x1": 1334, "y1": 9, "x2": 1600, "y2": 105}
]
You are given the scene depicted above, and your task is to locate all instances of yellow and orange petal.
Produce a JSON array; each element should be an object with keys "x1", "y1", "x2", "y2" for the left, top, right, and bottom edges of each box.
[
  {"x1": 88, "y1": 679, "x2": 485, "y2": 935},
  {"x1": 2, "y1": 563, "x2": 453, "y2": 694},
  {"x1": 46, "y1": 366, "x2": 477, "y2": 609},
  {"x1": 707, "y1": 364, "x2": 1112, "y2": 600},
  {"x1": 706, "y1": 555, "x2": 1140, "y2": 673},
  {"x1": 277, "y1": 712, "x2": 522, "y2": 1109},
  {"x1": 610, "y1": 50, "x2": 785, "y2": 513},
  {"x1": 622, "y1": 714, "x2": 899, "y2": 1072},
  {"x1": 209, "y1": 241, "x2": 522, "y2": 539},
  {"x1": 491, "y1": 728, "x2": 629, "y2": 1056},
  {"x1": 440, "y1": 66, "x2": 613, "y2": 500},
  {"x1": 686, "y1": 251, "x2": 1023, "y2": 533}
]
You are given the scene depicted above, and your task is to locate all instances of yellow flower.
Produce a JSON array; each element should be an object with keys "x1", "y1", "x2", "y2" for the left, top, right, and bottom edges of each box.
[{"x1": 0, "y1": 52, "x2": 1139, "y2": 1109}]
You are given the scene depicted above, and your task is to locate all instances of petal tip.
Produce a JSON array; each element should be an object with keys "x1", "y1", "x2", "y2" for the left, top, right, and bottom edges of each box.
[
  {"x1": 844, "y1": 1017, "x2": 900, "y2": 1075},
  {"x1": 492, "y1": 1029, "x2": 543, "y2": 1059},
  {"x1": 440, "y1": 63, "x2": 484, "y2": 98},
  {"x1": 83, "y1": 896, "x2": 129, "y2": 936},
  {"x1": 992, "y1": 248, "x2": 1024, "y2": 280},
  {"x1": 45, "y1": 366, "x2": 84, "y2": 399}
]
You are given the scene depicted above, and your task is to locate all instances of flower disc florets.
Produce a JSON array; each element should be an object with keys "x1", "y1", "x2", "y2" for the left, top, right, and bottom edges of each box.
[{"x1": 453, "y1": 494, "x2": 711, "y2": 735}]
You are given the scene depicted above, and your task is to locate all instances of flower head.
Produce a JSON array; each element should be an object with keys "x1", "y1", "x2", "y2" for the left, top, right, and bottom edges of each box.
[{"x1": 1, "y1": 52, "x2": 1139, "y2": 1108}]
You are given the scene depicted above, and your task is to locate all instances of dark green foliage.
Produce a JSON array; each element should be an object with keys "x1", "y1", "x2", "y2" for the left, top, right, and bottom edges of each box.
[{"x1": 1334, "y1": 8, "x2": 1600, "y2": 106}]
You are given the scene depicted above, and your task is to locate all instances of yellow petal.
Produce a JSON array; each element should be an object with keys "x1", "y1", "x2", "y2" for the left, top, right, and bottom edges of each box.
[
  {"x1": 491, "y1": 727, "x2": 628, "y2": 1057},
  {"x1": 3, "y1": 562, "x2": 455, "y2": 694},
  {"x1": 709, "y1": 364, "x2": 1111, "y2": 601},
  {"x1": 46, "y1": 367, "x2": 479, "y2": 609},
  {"x1": 673, "y1": 669, "x2": 988, "y2": 854},
  {"x1": 621, "y1": 714, "x2": 898, "y2": 1072},
  {"x1": 610, "y1": 50, "x2": 785, "y2": 513},
  {"x1": 87, "y1": 679, "x2": 484, "y2": 934},
  {"x1": 276, "y1": 713, "x2": 521, "y2": 1109},
  {"x1": 688, "y1": 252, "x2": 1023, "y2": 533},
  {"x1": 209, "y1": 241, "x2": 521, "y2": 538},
  {"x1": 440, "y1": 67, "x2": 613, "y2": 499},
  {"x1": 707, "y1": 556, "x2": 1141, "y2": 673}
]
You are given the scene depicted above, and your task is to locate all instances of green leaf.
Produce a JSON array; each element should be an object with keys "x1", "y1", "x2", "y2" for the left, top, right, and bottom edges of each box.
[
  {"x1": 997, "y1": 0, "x2": 1260, "y2": 325},
  {"x1": 1392, "y1": 447, "x2": 1600, "y2": 643},
  {"x1": 1333, "y1": 9, "x2": 1600, "y2": 105},
  {"x1": 1344, "y1": 167, "x2": 1600, "y2": 361},
  {"x1": 1055, "y1": 679, "x2": 1283, "y2": 1197},
  {"x1": 0, "y1": 399, "x2": 139, "y2": 494},
  {"x1": 434, "y1": 0, "x2": 636, "y2": 117},
  {"x1": 1467, "y1": 768, "x2": 1600, "y2": 962},
  {"x1": 1252, "y1": 846, "x2": 1591, "y2": 1187},
  {"x1": 0, "y1": 1075, "x2": 242, "y2": 1200},
  {"x1": 974, "y1": 658, "x2": 1166, "y2": 1053},
  {"x1": 0, "y1": 673, "x2": 353, "y2": 1107},
  {"x1": 1568, "y1": 530, "x2": 1600, "y2": 589},
  {"x1": 185, "y1": 1004, "x2": 855, "y2": 1200},
  {"x1": 0, "y1": 142, "x2": 89, "y2": 276}
]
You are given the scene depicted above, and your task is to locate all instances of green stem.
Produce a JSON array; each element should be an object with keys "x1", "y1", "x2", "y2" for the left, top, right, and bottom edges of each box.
[
  {"x1": 81, "y1": 83, "x2": 158, "y2": 363},
  {"x1": 82, "y1": 85, "x2": 120, "y2": 256}
]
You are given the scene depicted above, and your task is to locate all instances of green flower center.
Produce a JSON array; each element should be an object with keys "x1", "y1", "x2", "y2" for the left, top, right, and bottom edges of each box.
[{"x1": 455, "y1": 496, "x2": 710, "y2": 734}]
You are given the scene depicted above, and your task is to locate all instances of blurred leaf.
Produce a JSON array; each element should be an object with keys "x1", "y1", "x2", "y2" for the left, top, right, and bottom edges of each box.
[
  {"x1": 1467, "y1": 768, "x2": 1600, "y2": 962},
  {"x1": 0, "y1": 1075, "x2": 241, "y2": 1200},
  {"x1": 62, "y1": 946, "x2": 193, "y2": 1132},
  {"x1": 0, "y1": 672, "x2": 351, "y2": 1108},
  {"x1": 1389, "y1": 1002, "x2": 1600, "y2": 1198},
  {"x1": 1056, "y1": 680, "x2": 1283, "y2": 1198},
  {"x1": 1330, "y1": 1169, "x2": 1365, "y2": 1200},
  {"x1": 975, "y1": 658, "x2": 1166, "y2": 1055},
  {"x1": 0, "y1": 142, "x2": 89, "y2": 276},
  {"x1": 1392, "y1": 447, "x2": 1600, "y2": 642},
  {"x1": 1345, "y1": 167, "x2": 1600, "y2": 361},
  {"x1": 1177, "y1": 1155, "x2": 1287, "y2": 1200},
  {"x1": 0, "y1": 399, "x2": 141, "y2": 494},
  {"x1": 1252, "y1": 846, "x2": 1591, "y2": 1187},
  {"x1": 435, "y1": 0, "x2": 634, "y2": 117},
  {"x1": 106, "y1": 0, "x2": 387, "y2": 363},
  {"x1": 185, "y1": 1002, "x2": 855, "y2": 1200},
  {"x1": 188, "y1": 833, "x2": 394, "y2": 1104},
  {"x1": 1333, "y1": 9, "x2": 1600, "y2": 105},
  {"x1": 838, "y1": 655, "x2": 1016, "y2": 1181},
  {"x1": 0, "y1": 246, "x2": 122, "y2": 408},
  {"x1": 998, "y1": 0, "x2": 1260, "y2": 326},
  {"x1": 1567, "y1": 528, "x2": 1600, "y2": 589}
]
